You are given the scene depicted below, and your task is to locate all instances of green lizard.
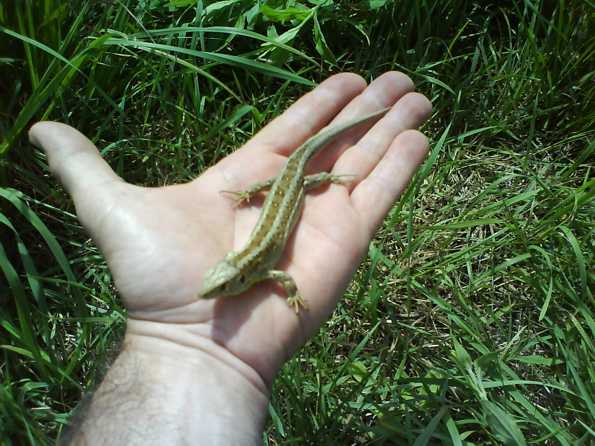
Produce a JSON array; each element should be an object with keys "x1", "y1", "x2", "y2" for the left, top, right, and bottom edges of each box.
[{"x1": 198, "y1": 107, "x2": 390, "y2": 312}]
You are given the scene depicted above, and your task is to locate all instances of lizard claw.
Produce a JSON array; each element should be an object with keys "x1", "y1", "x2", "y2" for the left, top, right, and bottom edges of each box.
[
  {"x1": 287, "y1": 294, "x2": 308, "y2": 314},
  {"x1": 220, "y1": 190, "x2": 252, "y2": 207}
]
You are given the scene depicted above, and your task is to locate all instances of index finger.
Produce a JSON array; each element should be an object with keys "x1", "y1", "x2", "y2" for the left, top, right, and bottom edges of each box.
[{"x1": 241, "y1": 73, "x2": 368, "y2": 155}]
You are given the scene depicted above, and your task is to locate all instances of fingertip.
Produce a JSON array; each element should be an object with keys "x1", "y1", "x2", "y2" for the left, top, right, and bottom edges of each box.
[
  {"x1": 323, "y1": 72, "x2": 368, "y2": 92},
  {"x1": 28, "y1": 121, "x2": 91, "y2": 154},
  {"x1": 26, "y1": 121, "x2": 123, "y2": 195},
  {"x1": 247, "y1": 72, "x2": 370, "y2": 153},
  {"x1": 374, "y1": 71, "x2": 415, "y2": 95},
  {"x1": 397, "y1": 129, "x2": 430, "y2": 164},
  {"x1": 28, "y1": 121, "x2": 52, "y2": 148},
  {"x1": 399, "y1": 92, "x2": 433, "y2": 124}
]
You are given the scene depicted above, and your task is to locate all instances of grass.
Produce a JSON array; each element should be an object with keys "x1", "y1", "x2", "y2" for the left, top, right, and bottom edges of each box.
[{"x1": 1, "y1": 0, "x2": 593, "y2": 444}]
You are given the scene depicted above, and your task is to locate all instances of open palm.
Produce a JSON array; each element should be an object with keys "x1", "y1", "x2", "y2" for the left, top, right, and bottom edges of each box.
[{"x1": 30, "y1": 72, "x2": 431, "y2": 383}]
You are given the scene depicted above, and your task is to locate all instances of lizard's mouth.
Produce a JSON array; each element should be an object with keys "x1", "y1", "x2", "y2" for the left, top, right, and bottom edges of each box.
[
  {"x1": 198, "y1": 260, "x2": 239, "y2": 299},
  {"x1": 197, "y1": 284, "x2": 220, "y2": 299}
]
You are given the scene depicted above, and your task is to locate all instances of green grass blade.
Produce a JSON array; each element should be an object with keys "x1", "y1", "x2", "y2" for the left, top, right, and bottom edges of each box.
[
  {"x1": 0, "y1": 188, "x2": 85, "y2": 314},
  {"x1": 480, "y1": 400, "x2": 527, "y2": 446},
  {"x1": 412, "y1": 406, "x2": 447, "y2": 446},
  {"x1": 128, "y1": 26, "x2": 318, "y2": 64},
  {"x1": 0, "y1": 239, "x2": 50, "y2": 381},
  {"x1": 104, "y1": 38, "x2": 315, "y2": 86}
]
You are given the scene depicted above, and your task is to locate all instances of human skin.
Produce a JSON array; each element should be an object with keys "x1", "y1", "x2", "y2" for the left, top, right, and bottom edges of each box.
[{"x1": 29, "y1": 72, "x2": 432, "y2": 445}]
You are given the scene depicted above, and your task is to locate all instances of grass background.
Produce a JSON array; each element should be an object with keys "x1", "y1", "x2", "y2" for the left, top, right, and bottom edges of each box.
[{"x1": 1, "y1": 0, "x2": 593, "y2": 444}]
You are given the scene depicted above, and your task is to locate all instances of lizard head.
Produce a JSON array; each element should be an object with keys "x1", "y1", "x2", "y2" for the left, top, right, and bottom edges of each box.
[{"x1": 198, "y1": 258, "x2": 242, "y2": 299}]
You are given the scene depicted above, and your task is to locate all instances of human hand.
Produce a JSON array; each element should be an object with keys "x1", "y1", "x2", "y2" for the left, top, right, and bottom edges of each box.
[{"x1": 30, "y1": 72, "x2": 431, "y2": 389}]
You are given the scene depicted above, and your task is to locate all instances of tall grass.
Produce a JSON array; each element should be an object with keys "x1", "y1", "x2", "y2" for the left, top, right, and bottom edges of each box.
[{"x1": 1, "y1": 1, "x2": 593, "y2": 444}]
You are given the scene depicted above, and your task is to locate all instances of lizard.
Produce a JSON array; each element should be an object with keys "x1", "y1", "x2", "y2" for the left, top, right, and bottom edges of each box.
[{"x1": 198, "y1": 107, "x2": 390, "y2": 312}]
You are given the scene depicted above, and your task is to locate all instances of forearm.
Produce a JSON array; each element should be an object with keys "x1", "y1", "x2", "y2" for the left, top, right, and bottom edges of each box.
[{"x1": 62, "y1": 322, "x2": 270, "y2": 445}]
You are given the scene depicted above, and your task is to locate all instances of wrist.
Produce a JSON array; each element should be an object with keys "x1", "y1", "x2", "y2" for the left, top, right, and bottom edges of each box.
[
  {"x1": 126, "y1": 318, "x2": 270, "y2": 394},
  {"x1": 67, "y1": 320, "x2": 269, "y2": 445}
]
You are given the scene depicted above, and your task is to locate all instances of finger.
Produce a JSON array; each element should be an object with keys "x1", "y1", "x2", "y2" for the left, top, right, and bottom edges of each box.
[
  {"x1": 307, "y1": 71, "x2": 416, "y2": 173},
  {"x1": 29, "y1": 121, "x2": 123, "y2": 196},
  {"x1": 331, "y1": 92, "x2": 432, "y2": 188},
  {"x1": 215, "y1": 73, "x2": 368, "y2": 191},
  {"x1": 351, "y1": 130, "x2": 429, "y2": 238},
  {"x1": 242, "y1": 72, "x2": 367, "y2": 155},
  {"x1": 219, "y1": 72, "x2": 415, "y2": 191}
]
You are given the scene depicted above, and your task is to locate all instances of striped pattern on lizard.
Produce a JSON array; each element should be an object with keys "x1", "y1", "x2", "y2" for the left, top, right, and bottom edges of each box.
[{"x1": 198, "y1": 107, "x2": 390, "y2": 312}]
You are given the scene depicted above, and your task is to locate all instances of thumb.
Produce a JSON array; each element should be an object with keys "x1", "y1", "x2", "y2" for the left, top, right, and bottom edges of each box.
[
  {"x1": 28, "y1": 121, "x2": 129, "y2": 236},
  {"x1": 28, "y1": 121, "x2": 123, "y2": 195}
]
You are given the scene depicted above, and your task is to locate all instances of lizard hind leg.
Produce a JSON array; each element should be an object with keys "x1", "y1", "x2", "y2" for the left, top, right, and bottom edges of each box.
[
  {"x1": 220, "y1": 177, "x2": 276, "y2": 206},
  {"x1": 266, "y1": 270, "x2": 308, "y2": 313},
  {"x1": 304, "y1": 172, "x2": 355, "y2": 191}
]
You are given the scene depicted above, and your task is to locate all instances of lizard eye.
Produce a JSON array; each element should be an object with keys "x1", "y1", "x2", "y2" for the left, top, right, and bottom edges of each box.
[{"x1": 239, "y1": 275, "x2": 245, "y2": 284}]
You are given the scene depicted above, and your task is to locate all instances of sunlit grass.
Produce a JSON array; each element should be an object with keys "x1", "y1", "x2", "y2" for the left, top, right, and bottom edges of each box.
[{"x1": 1, "y1": 1, "x2": 593, "y2": 444}]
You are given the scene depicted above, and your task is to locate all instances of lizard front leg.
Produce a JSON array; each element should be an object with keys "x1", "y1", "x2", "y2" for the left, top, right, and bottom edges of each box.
[{"x1": 266, "y1": 270, "x2": 307, "y2": 313}]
